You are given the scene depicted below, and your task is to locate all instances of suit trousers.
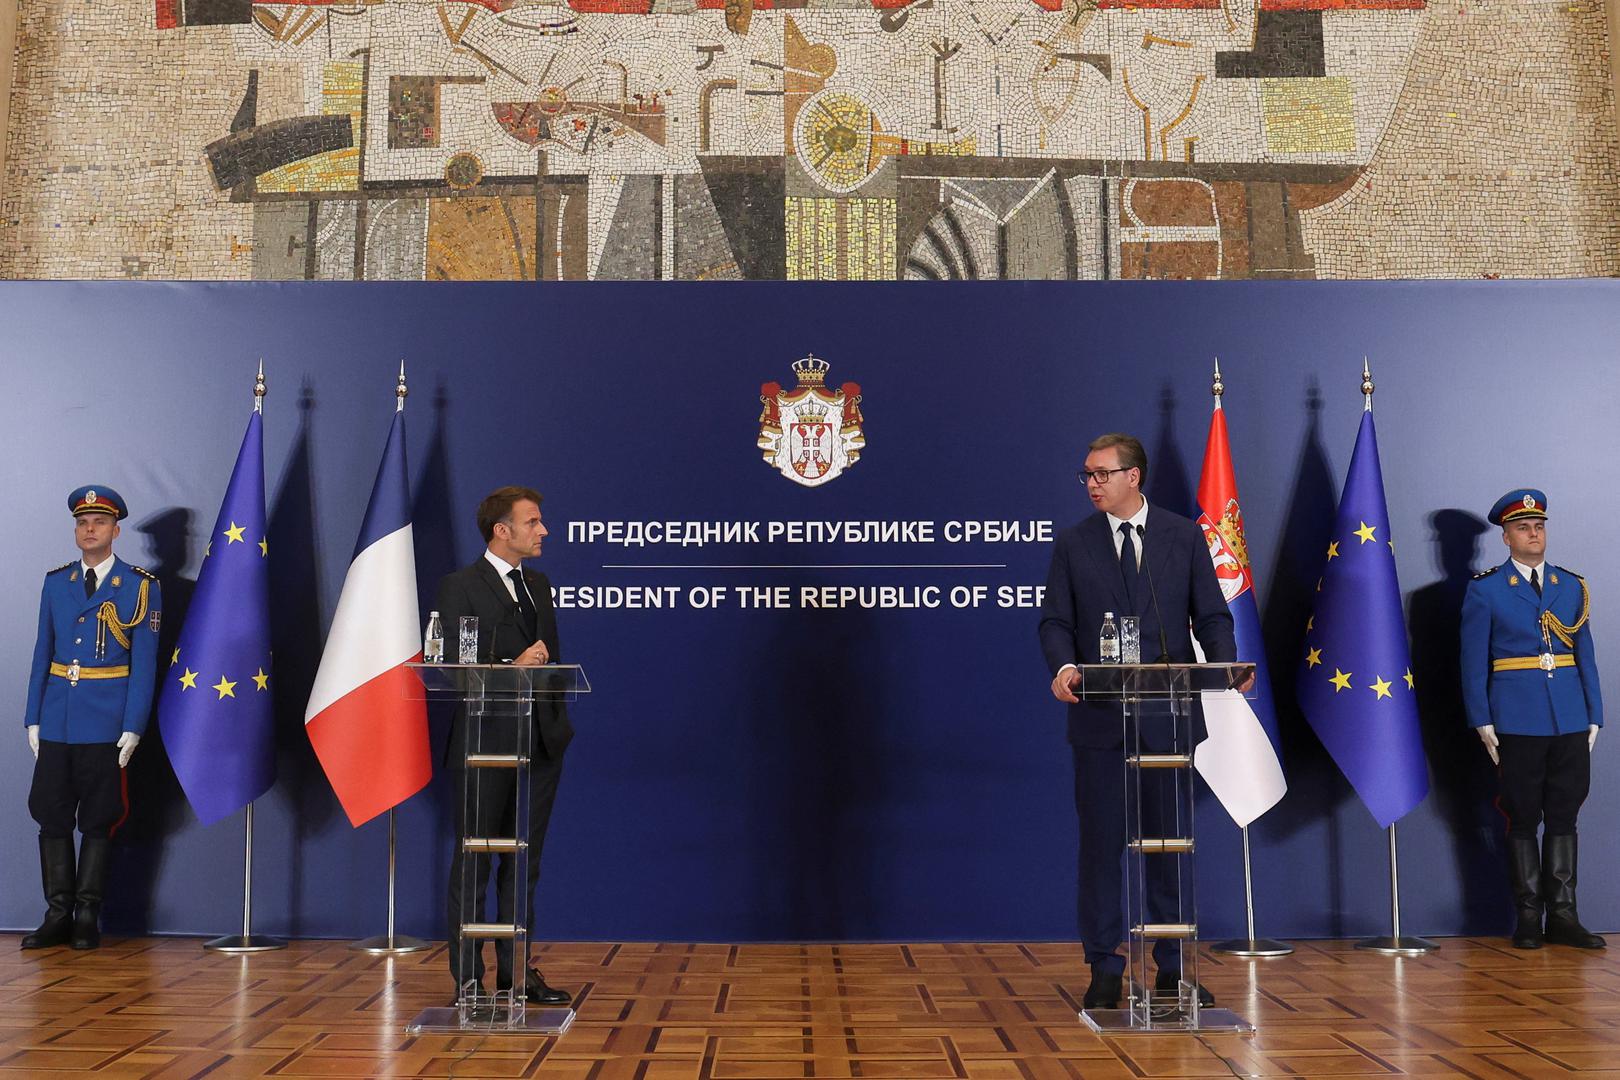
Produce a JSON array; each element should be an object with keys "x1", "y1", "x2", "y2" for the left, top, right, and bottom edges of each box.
[
  {"x1": 29, "y1": 740, "x2": 125, "y2": 840},
  {"x1": 1072, "y1": 708, "x2": 1187, "y2": 975},
  {"x1": 447, "y1": 744, "x2": 565, "y2": 989},
  {"x1": 1498, "y1": 732, "x2": 1590, "y2": 838}
]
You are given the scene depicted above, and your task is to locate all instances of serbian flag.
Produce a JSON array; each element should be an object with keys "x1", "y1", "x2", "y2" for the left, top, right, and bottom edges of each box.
[
  {"x1": 1192, "y1": 388, "x2": 1287, "y2": 827},
  {"x1": 304, "y1": 399, "x2": 432, "y2": 826}
]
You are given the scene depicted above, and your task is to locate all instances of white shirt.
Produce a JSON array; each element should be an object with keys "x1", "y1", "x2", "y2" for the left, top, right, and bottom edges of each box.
[
  {"x1": 81, "y1": 553, "x2": 116, "y2": 594},
  {"x1": 1512, "y1": 558, "x2": 1547, "y2": 591},
  {"x1": 1105, "y1": 499, "x2": 1149, "y2": 568},
  {"x1": 483, "y1": 548, "x2": 533, "y2": 606},
  {"x1": 1056, "y1": 500, "x2": 1149, "y2": 680}
]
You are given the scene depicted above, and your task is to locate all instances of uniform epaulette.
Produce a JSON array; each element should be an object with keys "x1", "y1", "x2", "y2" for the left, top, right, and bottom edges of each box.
[
  {"x1": 46, "y1": 561, "x2": 75, "y2": 576},
  {"x1": 1472, "y1": 566, "x2": 1500, "y2": 580},
  {"x1": 1556, "y1": 565, "x2": 1584, "y2": 581},
  {"x1": 127, "y1": 565, "x2": 157, "y2": 580}
]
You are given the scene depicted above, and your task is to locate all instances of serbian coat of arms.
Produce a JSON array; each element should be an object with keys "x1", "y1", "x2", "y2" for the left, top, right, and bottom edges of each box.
[
  {"x1": 757, "y1": 355, "x2": 865, "y2": 487},
  {"x1": 1197, "y1": 499, "x2": 1253, "y2": 604}
]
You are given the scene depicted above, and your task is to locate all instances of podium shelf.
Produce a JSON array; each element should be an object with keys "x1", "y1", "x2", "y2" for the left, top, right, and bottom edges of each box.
[
  {"x1": 1127, "y1": 754, "x2": 1192, "y2": 769},
  {"x1": 1129, "y1": 839, "x2": 1194, "y2": 854},
  {"x1": 466, "y1": 754, "x2": 527, "y2": 768},
  {"x1": 460, "y1": 923, "x2": 520, "y2": 938},
  {"x1": 463, "y1": 838, "x2": 526, "y2": 853}
]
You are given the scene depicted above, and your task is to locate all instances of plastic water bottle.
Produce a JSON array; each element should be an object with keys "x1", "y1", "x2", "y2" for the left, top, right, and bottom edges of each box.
[
  {"x1": 1099, "y1": 611, "x2": 1120, "y2": 663},
  {"x1": 424, "y1": 611, "x2": 444, "y2": 663}
]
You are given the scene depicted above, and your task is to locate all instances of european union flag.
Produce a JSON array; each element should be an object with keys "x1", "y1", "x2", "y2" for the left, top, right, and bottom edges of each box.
[
  {"x1": 1298, "y1": 408, "x2": 1429, "y2": 827},
  {"x1": 157, "y1": 409, "x2": 275, "y2": 826}
]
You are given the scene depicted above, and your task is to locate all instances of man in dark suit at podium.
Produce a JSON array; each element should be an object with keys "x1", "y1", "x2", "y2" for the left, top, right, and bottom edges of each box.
[
  {"x1": 437, "y1": 485, "x2": 574, "y2": 1006},
  {"x1": 1038, "y1": 434, "x2": 1239, "y2": 1010}
]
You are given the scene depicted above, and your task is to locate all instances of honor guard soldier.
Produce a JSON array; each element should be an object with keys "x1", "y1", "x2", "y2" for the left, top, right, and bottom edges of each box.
[
  {"x1": 20, "y1": 487, "x2": 161, "y2": 950},
  {"x1": 1462, "y1": 489, "x2": 1604, "y2": 950}
]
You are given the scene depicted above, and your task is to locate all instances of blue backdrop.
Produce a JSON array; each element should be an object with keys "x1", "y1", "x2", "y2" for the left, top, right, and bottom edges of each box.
[{"x1": 1, "y1": 279, "x2": 1616, "y2": 942}]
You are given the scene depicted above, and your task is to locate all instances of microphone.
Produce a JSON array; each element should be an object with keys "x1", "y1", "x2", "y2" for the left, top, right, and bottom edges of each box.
[{"x1": 1136, "y1": 524, "x2": 1172, "y2": 664}]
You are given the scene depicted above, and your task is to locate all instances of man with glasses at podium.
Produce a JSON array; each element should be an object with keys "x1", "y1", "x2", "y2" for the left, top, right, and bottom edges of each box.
[
  {"x1": 1038, "y1": 434, "x2": 1240, "y2": 1011},
  {"x1": 436, "y1": 485, "x2": 574, "y2": 1007}
]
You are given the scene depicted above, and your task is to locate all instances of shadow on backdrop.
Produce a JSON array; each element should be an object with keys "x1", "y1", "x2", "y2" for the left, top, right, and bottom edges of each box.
[
  {"x1": 1256, "y1": 377, "x2": 1357, "y2": 934},
  {"x1": 1408, "y1": 508, "x2": 1508, "y2": 934},
  {"x1": 106, "y1": 507, "x2": 197, "y2": 935},
  {"x1": 1148, "y1": 381, "x2": 1196, "y2": 520},
  {"x1": 267, "y1": 378, "x2": 340, "y2": 936}
]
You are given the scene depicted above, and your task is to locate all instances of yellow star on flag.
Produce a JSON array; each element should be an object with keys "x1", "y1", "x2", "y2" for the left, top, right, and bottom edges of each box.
[
  {"x1": 1388, "y1": 539, "x2": 1396, "y2": 554},
  {"x1": 1326, "y1": 541, "x2": 1340, "y2": 561},
  {"x1": 171, "y1": 647, "x2": 181, "y2": 665},
  {"x1": 1329, "y1": 668, "x2": 1353, "y2": 692},
  {"x1": 1306, "y1": 647, "x2": 1323, "y2": 668},
  {"x1": 1370, "y1": 676, "x2": 1393, "y2": 700},
  {"x1": 259, "y1": 538, "x2": 269, "y2": 557},
  {"x1": 1404, "y1": 669, "x2": 1415, "y2": 689},
  {"x1": 252, "y1": 668, "x2": 270, "y2": 691},
  {"x1": 178, "y1": 668, "x2": 198, "y2": 690},
  {"x1": 1306, "y1": 616, "x2": 1315, "y2": 632},
  {"x1": 213, "y1": 675, "x2": 237, "y2": 699},
  {"x1": 223, "y1": 522, "x2": 247, "y2": 544},
  {"x1": 1354, "y1": 521, "x2": 1377, "y2": 544}
]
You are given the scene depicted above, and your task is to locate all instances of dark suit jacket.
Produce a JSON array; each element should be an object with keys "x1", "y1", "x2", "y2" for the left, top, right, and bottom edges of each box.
[
  {"x1": 435, "y1": 556, "x2": 574, "y2": 763},
  {"x1": 1038, "y1": 505, "x2": 1236, "y2": 748}
]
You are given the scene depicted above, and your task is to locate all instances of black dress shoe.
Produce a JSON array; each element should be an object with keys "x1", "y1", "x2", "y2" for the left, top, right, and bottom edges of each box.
[
  {"x1": 1154, "y1": 968, "x2": 1215, "y2": 1007},
  {"x1": 1082, "y1": 966, "x2": 1122, "y2": 1009},
  {"x1": 1545, "y1": 914, "x2": 1606, "y2": 950},
  {"x1": 503, "y1": 968, "x2": 571, "y2": 1006}
]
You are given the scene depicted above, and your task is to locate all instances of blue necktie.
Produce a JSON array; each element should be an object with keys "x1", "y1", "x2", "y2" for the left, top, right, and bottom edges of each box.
[{"x1": 1118, "y1": 522, "x2": 1139, "y2": 612}]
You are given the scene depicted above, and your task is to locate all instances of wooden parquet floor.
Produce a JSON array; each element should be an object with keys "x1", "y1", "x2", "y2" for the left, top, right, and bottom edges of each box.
[{"x1": 0, "y1": 935, "x2": 1616, "y2": 1079}]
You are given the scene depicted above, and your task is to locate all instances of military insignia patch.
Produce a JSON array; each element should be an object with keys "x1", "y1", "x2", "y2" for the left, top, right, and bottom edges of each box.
[
  {"x1": 756, "y1": 354, "x2": 865, "y2": 488},
  {"x1": 69, "y1": 570, "x2": 79, "y2": 582},
  {"x1": 111, "y1": 575, "x2": 121, "y2": 588},
  {"x1": 1509, "y1": 575, "x2": 1520, "y2": 586},
  {"x1": 150, "y1": 610, "x2": 162, "y2": 634},
  {"x1": 1550, "y1": 574, "x2": 1559, "y2": 585}
]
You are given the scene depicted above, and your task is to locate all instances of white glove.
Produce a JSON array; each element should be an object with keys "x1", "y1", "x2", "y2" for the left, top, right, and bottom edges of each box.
[
  {"x1": 1477, "y1": 723, "x2": 1500, "y2": 765},
  {"x1": 27, "y1": 725, "x2": 39, "y2": 759},
  {"x1": 1591, "y1": 724, "x2": 1600, "y2": 752},
  {"x1": 117, "y1": 732, "x2": 140, "y2": 768}
]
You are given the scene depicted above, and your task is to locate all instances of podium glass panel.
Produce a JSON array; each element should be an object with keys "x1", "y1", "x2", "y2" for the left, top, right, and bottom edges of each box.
[
  {"x1": 405, "y1": 663, "x2": 589, "y2": 1037},
  {"x1": 1076, "y1": 663, "x2": 1256, "y2": 1035}
]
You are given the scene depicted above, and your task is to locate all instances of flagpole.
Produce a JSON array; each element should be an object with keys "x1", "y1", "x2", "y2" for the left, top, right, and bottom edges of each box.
[
  {"x1": 1356, "y1": 821, "x2": 1439, "y2": 954},
  {"x1": 206, "y1": 362, "x2": 287, "y2": 954},
  {"x1": 1338, "y1": 361, "x2": 1435, "y2": 957},
  {"x1": 348, "y1": 363, "x2": 429, "y2": 956}
]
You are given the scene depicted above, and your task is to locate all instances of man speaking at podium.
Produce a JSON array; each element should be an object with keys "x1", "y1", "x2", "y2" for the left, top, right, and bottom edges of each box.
[
  {"x1": 1038, "y1": 434, "x2": 1238, "y2": 1011},
  {"x1": 436, "y1": 485, "x2": 574, "y2": 1007}
]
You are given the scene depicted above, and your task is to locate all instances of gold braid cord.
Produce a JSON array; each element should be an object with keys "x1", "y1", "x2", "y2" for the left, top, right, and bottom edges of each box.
[
  {"x1": 95, "y1": 579, "x2": 151, "y2": 656},
  {"x1": 1541, "y1": 576, "x2": 1590, "y2": 650}
]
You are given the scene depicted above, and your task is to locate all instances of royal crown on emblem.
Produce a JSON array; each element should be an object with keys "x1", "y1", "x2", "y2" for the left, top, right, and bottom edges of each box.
[
  {"x1": 796, "y1": 398, "x2": 830, "y2": 423},
  {"x1": 792, "y1": 354, "x2": 830, "y2": 387}
]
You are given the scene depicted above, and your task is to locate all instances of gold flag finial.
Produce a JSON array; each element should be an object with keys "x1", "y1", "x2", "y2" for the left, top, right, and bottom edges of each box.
[
  {"x1": 1361, "y1": 357, "x2": 1374, "y2": 412},
  {"x1": 1212, "y1": 357, "x2": 1224, "y2": 409},
  {"x1": 254, "y1": 359, "x2": 267, "y2": 413},
  {"x1": 397, "y1": 360, "x2": 408, "y2": 412}
]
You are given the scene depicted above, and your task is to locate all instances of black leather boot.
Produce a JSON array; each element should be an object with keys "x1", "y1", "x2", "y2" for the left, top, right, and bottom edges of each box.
[
  {"x1": 1507, "y1": 834, "x2": 1543, "y2": 949},
  {"x1": 20, "y1": 837, "x2": 76, "y2": 950},
  {"x1": 70, "y1": 837, "x2": 109, "y2": 951},
  {"x1": 1542, "y1": 834, "x2": 1605, "y2": 949}
]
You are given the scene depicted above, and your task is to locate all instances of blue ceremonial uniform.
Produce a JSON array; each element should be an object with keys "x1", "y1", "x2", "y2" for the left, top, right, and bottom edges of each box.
[
  {"x1": 23, "y1": 558, "x2": 162, "y2": 744},
  {"x1": 1461, "y1": 560, "x2": 1602, "y2": 736}
]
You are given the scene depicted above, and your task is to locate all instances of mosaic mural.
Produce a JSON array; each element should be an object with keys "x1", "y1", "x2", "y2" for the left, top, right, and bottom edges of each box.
[{"x1": 1, "y1": 0, "x2": 1618, "y2": 278}]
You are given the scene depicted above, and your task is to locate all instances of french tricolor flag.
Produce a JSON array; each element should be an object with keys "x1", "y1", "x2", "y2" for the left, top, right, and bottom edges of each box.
[{"x1": 305, "y1": 400, "x2": 432, "y2": 827}]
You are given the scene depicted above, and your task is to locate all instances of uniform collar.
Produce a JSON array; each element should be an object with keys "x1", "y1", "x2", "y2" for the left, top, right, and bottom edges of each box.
[
  {"x1": 1510, "y1": 557, "x2": 1546, "y2": 583},
  {"x1": 80, "y1": 552, "x2": 117, "y2": 588}
]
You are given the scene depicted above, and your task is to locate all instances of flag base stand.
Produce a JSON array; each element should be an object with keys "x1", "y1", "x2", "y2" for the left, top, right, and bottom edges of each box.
[
  {"x1": 1213, "y1": 938, "x2": 1293, "y2": 957},
  {"x1": 350, "y1": 934, "x2": 431, "y2": 955},
  {"x1": 205, "y1": 933, "x2": 288, "y2": 953},
  {"x1": 1355, "y1": 935, "x2": 1438, "y2": 956}
]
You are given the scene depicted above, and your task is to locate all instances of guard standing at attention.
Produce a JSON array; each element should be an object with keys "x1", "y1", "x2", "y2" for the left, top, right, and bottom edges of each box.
[
  {"x1": 21, "y1": 487, "x2": 161, "y2": 950},
  {"x1": 1462, "y1": 489, "x2": 1604, "y2": 950}
]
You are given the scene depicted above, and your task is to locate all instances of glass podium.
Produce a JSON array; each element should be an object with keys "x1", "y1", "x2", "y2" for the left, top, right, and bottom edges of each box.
[
  {"x1": 1078, "y1": 662, "x2": 1257, "y2": 1035},
  {"x1": 403, "y1": 663, "x2": 590, "y2": 1037}
]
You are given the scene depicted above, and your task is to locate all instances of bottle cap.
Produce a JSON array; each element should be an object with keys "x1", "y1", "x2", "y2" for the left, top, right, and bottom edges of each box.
[{"x1": 1104, "y1": 611, "x2": 1114, "y2": 618}]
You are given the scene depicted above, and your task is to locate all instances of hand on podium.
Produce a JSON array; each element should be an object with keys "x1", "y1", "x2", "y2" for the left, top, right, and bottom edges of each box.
[
  {"x1": 514, "y1": 640, "x2": 551, "y2": 666},
  {"x1": 1051, "y1": 665, "x2": 1081, "y2": 703}
]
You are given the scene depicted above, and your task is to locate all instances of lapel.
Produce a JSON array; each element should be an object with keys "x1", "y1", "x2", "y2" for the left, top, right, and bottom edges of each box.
[
  {"x1": 1503, "y1": 558, "x2": 1543, "y2": 613},
  {"x1": 473, "y1": 556, "x2": 517, "y2": 618},
  {"x1": 1141, "y1": 509, "x2": 1173, "y2": 600},
  {"x1": 74, "y1": 556, "x2": 122, "y2": 617},
  {"x1": 1081, "y1": 514, "x2": 1128, "y2": 612}
]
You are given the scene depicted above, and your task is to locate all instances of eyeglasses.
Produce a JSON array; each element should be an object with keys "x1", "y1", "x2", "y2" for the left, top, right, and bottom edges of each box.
[{"x1": 1079, "y1": 467, "x2": 1132, "y2": 485}]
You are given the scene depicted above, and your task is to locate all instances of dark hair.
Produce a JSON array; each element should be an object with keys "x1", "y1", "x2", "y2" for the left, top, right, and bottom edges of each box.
[
  {"x1": 477, "y1": 485, "x2": 543, "y2": 541},
  {"x1": 1088, "y1": 433, "x2": 1148, "y2": 486}
]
